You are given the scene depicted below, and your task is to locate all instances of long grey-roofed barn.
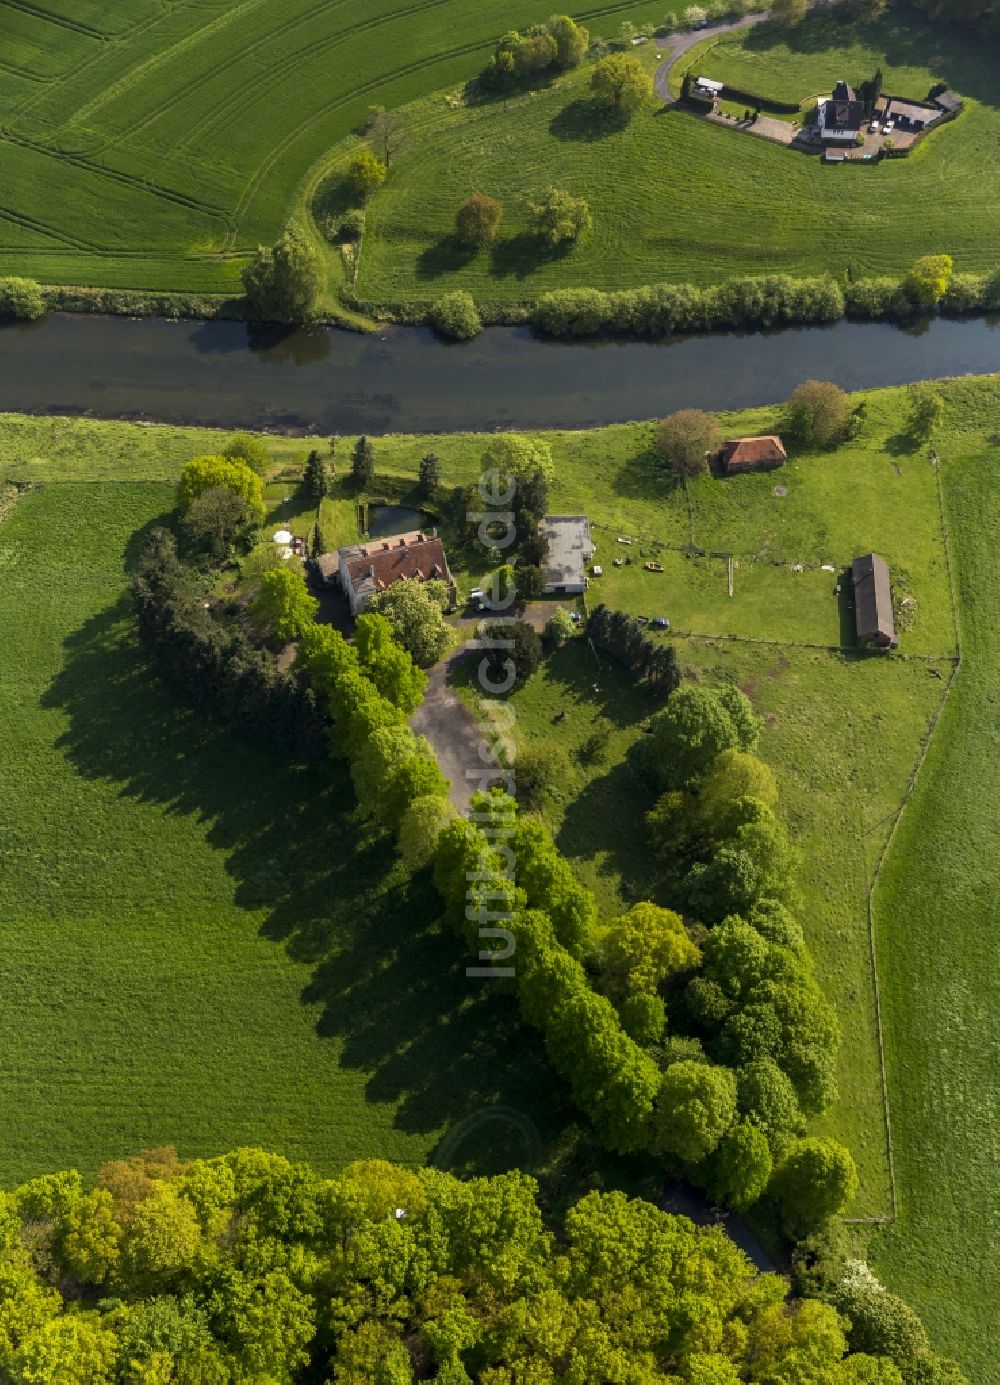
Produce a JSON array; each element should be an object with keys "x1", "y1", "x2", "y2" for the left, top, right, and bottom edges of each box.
[{"x1": 852, "y1": 553, "x2": 898, "y2": 648}]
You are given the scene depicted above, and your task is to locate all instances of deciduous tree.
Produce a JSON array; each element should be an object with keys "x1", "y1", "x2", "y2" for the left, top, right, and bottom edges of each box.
[
  {"x1": 652, "y1": 1060, "x2": 738, "y2": 1163},
  {"x1": 906, "y1": 382, "x2": 945, "y2": 441},
  {"x1": 367, "y1": 105, "x2": 408, "y2": 167},
  {"x1": 176, "y1": 455, "x2": 265, "y2": 523},
  {"x1": 241, "y1": 220, "x2": 321, "y2": 324},
  {"x1": 656, "y1": 408, "x2": 723, "y2": 476},
  {"x1": 182, "y1": 486, "x2": 253, "y2": 558},
  {"x1": 252, "y1": 567, "x2": 319, "y2": 643},
  {"x1": 904, "y1": 253, "x2": 954, "y2": 305},
  {"x1": 786, "y1": 379, "x2": 853, "y2": 446},
  {"x1": 770, "y1": 1136, "x2": 859, "y2": 1236},
  {"x1": 547, "y1": 14, "x2": 589, "y2": 67},
  {"x1": 771, "y1": 0, "x2": 808, "y2": 24},
  {"x1": 455, "y1": 193, "x2": 503, "y2": 248},
  {"x1": 0, "y1": 275, "x2": 46, "y2": 320},
  {"x1": 590, "y1": 53, "x2": 654, "y2": 114},
  {"x1": 528, "y1": 187, "x2": 592, "y2": 248},
  {"x1": 370, "y1": 580, "x2": 450, "y2": 665},
  {"x1": 344, "y1": 149, "x2": 387, "y2": 198},
  {"x1": 600, "y1": 902, "x2": 700, "y2": 998},
  {"x1": 481, "y1": 434, "x2": 556, "y2": 487},
  {"x1": 222, "y1": 432, "x2": 270, "y2": 476}
]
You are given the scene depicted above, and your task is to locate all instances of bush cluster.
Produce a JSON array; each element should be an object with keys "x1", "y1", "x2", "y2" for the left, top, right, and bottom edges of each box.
[
  {"x1": 132, "y1": 530, "x2": 326, "y2": 759},
  {"x1": 534, "y1": 274, "x2": 846, "y2": 339},
  {"x1": 0, "y1": 275, "x2": 46, "y2": 320},
  {"x1": 534, "y1": 265, "x2": 1000, "y2": 340},
  {"x1": 430, "y1": 289, "x2": 483, "y2": 340},
  {"x1": 481, "y1": 14, "x2": 589, "y2": 90}
]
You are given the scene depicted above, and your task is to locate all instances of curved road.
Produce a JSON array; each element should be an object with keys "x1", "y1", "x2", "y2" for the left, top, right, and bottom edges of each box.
[{"x1": 653, "y1": 12, "x2": 770, "y2": 103}]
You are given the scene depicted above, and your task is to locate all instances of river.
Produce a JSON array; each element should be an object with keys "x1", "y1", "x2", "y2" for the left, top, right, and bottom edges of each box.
[{"x1": 2, "y1": 312, "x2": 999, "y2": 433}]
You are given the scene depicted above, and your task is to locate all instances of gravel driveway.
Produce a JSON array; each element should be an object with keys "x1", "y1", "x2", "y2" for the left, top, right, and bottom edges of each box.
[{"x1": 411, "y1": 648, "x2": 489, "y2": 816}]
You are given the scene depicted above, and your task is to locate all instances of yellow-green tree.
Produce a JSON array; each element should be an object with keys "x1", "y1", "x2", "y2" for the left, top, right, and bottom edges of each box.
[
  {"x1": 176, "y1": 455, "x2": 264, "y2": 523},
  {"x1": 904, "y1": 253, "x2": 954, "y2": 305}
]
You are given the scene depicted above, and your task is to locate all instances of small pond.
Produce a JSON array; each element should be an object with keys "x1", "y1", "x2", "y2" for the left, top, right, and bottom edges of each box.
[{"x1": 366, "y1": 503, "x2": 433, "y2": 538}]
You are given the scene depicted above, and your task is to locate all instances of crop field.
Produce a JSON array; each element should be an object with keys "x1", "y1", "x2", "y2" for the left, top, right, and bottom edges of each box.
[
  {"x1": 356, "y1": 7, "x2": 1000, "y2": 305},
  {"x1": 0, "y1": 0, "x2": 679, "y2": 295}
]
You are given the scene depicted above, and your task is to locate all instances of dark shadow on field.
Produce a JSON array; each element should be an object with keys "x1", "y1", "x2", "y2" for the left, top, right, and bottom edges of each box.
[
  {"x1": 611, "y1": 443, "x2": 684, "y2": 502},
  {"x1": 838, "y1": 565, "x2": 859, "y2": 649},
  {"x1": 734, "y1": 8, "x2": 1000, "y2": 109},
  {"x1": 490, "y1": 232, "x2": 570, "y2": 281},
  {"x1": 415, "y1": 234, "x2": 479, "y2": 281},
  {"x1": 549, "y1": 97, "x2": 630, "y2": 141},
  {"x1": 41, "y1": 597, "x2": 573, "y2": 1158},
  {"x1": 557, "y1": 751, "x2": 661, "y2": 901}
]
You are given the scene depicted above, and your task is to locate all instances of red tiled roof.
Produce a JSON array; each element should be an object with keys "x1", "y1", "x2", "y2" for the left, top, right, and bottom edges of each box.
[
  {"x1": 722, "y1": 435, "x2": 787, "y2": 469},
  {"x1": 344, "y1": 533, "x2": 451, "y2": 591}
]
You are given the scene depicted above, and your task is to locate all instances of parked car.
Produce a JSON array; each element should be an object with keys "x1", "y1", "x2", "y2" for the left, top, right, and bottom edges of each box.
[
  {"x1": 469, "y1": 588, "x2": 485, "y2": 611},
  {"x1": 882, "y1": 120, "x2": 894, "y2": 134},
  {"x1": 869, "y1": 119, "x2": 880, "y2": 133},
  {"x1": 651, "y1": 616, "x2": 671, "y2": 629}
]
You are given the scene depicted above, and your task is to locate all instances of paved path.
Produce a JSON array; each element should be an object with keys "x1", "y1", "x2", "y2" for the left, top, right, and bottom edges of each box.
[
  {"x1": 411, "y1": 648, "x2": 485, "y2": 816},
  {"x1": 653, "y1": 13, "x2": 770, "y2": 103}
]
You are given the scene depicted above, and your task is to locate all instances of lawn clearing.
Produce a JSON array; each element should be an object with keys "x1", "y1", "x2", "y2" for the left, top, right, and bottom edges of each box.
[{"x1": 354, "y1": 6, "x2": 1000, "y2": 307}]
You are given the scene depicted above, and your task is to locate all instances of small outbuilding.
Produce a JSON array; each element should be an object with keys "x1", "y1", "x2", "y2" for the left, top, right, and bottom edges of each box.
[
  {"x1": 852, "y1": 552, "x2": 898, "y2": 648},
  {"x1": 720, "y1": 435, "x2": 788, "y2": 474},
  {"x1": 540, "y1": 515, "x2": 595, "y2": 595},
  {"x1": 933, "y1": 89, "x2": 962, "y2": 115}
]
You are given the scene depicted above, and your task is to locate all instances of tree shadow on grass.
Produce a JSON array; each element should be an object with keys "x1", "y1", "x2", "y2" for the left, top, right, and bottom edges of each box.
[
  {"x1": 556, "y1": 744, "x2": 661, "y2": 902},
  {"x1": 415, "y1": 235, "x2": 479, "y2": 282},
  {"x1": 489, "y1": 232, "x2": 569, "y2": 281},
  {"x1": 549, "y1": 97, "x2": 630, "y2": 141},
  {"x1": 610, "y1": 442, "x2": 682, "y2": 503},
  {"x1": 736, "y1": 9, "x2": 1000, "y2": 109},
  {"x1": 41, "y1": 596, "x2": 573, "y2": 1158}
]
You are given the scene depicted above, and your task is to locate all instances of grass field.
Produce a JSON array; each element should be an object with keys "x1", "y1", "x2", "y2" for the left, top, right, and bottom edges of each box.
[
  {"x1": 0, "y1": 0, "x2": 680, "y2": 298},
  {"x1": 2, "y1": 379, "x2": 999, "y2": 1379},
  {"x1": 0, "y1": 470, "x2": 584, "y2": 1187},
  {"x1": 867, "y1": 423, "x2": 1000, "y2": 1384},
  {"x1": 355, "y1": 6, "x2": 1000, "y2": 306}
]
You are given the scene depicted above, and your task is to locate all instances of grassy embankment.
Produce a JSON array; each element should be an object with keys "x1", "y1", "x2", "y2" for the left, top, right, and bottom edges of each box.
[
  {"x1": 1, "y1": 378, "x2": 997, "y2": 1379},
  {"x1": 353, "y1": 7, "x2": 1000, "y2": 309}
]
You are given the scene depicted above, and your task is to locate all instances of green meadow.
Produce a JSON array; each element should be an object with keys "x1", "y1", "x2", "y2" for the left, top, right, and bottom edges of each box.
[
  {"x1": 2, "y1": 376, "x2": 999, "y2": 1378},
  {"x1": 355, "y1": 6, "x2": 1000, "y2": 307}
]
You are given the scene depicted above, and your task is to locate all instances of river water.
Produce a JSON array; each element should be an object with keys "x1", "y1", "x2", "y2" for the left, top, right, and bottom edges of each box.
[{"x1": 2, "y1": 312, "x2": 999, "y2": 433}]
